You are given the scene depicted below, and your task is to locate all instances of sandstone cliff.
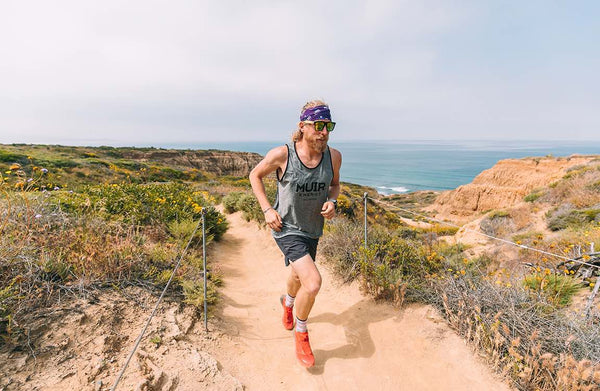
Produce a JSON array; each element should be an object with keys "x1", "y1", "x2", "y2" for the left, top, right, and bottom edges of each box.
[
  {"x1": 428, "y1": 155, "x2": 598, "y2": 223},
  {"x1": 119, "y1": 149, "x2": 263, "y2": 177}
]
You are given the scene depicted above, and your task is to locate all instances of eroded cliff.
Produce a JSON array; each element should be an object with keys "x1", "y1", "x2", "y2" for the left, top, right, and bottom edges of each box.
[
  {"x1": 119, "y1": 149, "x2": 263, "y2": 177},
  {"x1": 428, "y1": 155, "x2": 598, "y2": 223}
]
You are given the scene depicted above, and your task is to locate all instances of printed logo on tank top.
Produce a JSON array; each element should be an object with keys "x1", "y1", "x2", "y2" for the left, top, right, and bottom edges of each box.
[{"x1": 296, "y1": 181, "x2": 327, "y2": 200}]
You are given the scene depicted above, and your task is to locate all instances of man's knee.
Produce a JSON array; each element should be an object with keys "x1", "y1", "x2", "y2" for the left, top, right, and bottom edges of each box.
[{"x1": 305, "y1": 275, "x2": 322, "y2": 297}]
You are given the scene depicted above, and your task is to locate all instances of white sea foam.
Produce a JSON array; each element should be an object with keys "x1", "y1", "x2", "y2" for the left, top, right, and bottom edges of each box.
[{"x1": 376, "y1": 186, "x2": 410, "y2": 195}]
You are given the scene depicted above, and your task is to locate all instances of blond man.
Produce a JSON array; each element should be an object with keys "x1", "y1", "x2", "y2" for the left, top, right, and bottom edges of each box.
[{"x1": 249, "y1": 100, "x2": 342, "y2": 368}]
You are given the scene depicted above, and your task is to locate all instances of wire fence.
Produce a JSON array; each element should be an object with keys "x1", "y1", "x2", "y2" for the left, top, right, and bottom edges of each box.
[{"x1": 109, "y1": 209, "x2": 209, "y2": 391}]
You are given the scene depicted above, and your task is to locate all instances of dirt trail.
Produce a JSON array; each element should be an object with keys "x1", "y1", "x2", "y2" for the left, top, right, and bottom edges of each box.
[
  {"x1": 0, "y1": 210, "x2": 512, "y2": 391},
  {"x1": 206, "y1": 211, "x2": 512, "y2": 390}
]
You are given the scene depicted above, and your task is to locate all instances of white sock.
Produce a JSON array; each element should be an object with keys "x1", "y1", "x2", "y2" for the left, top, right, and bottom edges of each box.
[
  {"x1": 296, "y1": 317, "x2": 307, "y2": 333},
  {"x1": 285, "y1": 294, "x2": 295, "y2": 308}
]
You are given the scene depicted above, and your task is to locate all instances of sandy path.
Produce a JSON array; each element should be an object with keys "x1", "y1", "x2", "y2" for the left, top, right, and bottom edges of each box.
[{"x1": 206, "y1": 211, "x2": 512, "y2": 391}]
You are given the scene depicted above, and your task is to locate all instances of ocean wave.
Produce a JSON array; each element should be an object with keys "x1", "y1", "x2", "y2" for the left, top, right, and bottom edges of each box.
[{"x1": 376, "y1": 186, "x2": 410, "y2": 195}]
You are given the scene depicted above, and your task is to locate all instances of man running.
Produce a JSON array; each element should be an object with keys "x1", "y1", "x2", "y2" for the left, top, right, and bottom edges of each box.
[{"x1": 249, "y1": 99, "x2": 342, "y2": 368}]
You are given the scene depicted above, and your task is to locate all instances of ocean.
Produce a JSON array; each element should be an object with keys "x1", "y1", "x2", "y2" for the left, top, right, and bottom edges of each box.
[{"x1": 165, "y1": 140, "x2": 600, "y2": 195}]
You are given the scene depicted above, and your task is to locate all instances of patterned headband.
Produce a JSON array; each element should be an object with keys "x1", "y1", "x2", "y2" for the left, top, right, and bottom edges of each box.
[{"x1": 300, "y1": 105, "x2": 331, "y2": 121}]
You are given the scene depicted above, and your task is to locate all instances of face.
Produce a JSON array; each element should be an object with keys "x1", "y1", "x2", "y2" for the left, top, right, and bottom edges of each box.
[{"x1": 300, "y1": 120, "x2": 332, "y2": 152}]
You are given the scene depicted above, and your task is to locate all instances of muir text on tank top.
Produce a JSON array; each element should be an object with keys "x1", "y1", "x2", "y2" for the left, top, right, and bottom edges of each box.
[{"x1": 272, "y1": 142, "x2": 334, "y2": 239}]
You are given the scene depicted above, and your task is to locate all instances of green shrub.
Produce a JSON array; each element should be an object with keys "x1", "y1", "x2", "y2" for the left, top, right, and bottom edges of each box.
[
  {"x1": 168, "y1": 218, "x2": 213, "y2": 248},
  {"x1": 236, "y1": 193, "x2": 263, "y2": 223},
  {"x1": 488, "y1": 210, "x2": 510, "y2": 219},
  {"x1": 524, "y1": 190, "x2": 543, "y2": 202},
  {"x1": 52, "y1": 183, "x2": 228, "y2": 240},
  {"x1": 222, "y1": 191, "x2": 245, "y2": 213},
  {"x1": 181, "y1": 279, "x2": 218, "y2": 309},
  {"x1": 523, "y1": 272, "x2": 582, "y2": 307},
  {"x1": 358, "y1": 226, "x2": 435, "y2": 302},
  {"x1": 0, "y1": 278, "x2": 20, "y2": 337},
  {"x1": 547, "y1": 205, "x2": 600, "y2": 231},
  {"x1": 0, "y1": 150, "x2": 27, "y2": 163},
  {"x1": 87, "y1": 159, "x2": 111, "y2": 167},
  {"x1": 49, "y1": 159, "x2": 78, "y2": 168}
]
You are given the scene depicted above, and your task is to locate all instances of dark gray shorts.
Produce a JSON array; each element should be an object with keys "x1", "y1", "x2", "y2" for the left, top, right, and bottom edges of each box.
[{"x1": 274, "y1": 235, "x2": 319, "y2": 267}]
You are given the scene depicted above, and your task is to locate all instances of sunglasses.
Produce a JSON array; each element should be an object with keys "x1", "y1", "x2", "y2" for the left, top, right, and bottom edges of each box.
[{"x1": 303, "y1": 121, "x2": 336, "y2": 132}]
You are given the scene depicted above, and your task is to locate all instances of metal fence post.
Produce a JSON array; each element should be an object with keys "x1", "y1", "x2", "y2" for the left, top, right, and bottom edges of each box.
[
  {"x1": 202, "y1": 208, "x2": 208, "y2": 332},
  {"x1": 363, "y1": 192, "x2": 368, "y2": 252}
]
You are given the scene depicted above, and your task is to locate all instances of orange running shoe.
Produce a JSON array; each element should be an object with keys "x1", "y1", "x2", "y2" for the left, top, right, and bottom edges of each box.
[
  {"x1": 294, "y1": 331, "x2": 315, "y2": 368},
  {"x1": 280, "y1": 295, "x2": 294, "y2": 330}
]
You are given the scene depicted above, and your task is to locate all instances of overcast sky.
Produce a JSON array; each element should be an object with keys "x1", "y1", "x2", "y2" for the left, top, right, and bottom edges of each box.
[{"x1": 1, "y1": 1, "x2": 599, "y2": 146}]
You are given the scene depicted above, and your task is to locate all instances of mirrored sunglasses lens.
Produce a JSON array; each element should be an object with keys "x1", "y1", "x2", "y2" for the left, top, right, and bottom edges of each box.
[
  {"x1": 314, "y1": 122, "x2": 325, "y2": 131},
  {"x1": 326, "y1": 122, "x2": 336, "y2": 132}
]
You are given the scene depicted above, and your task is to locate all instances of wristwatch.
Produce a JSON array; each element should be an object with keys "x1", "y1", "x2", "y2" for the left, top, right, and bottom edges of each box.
[{"x1": 328, "y1": 199, "x2": 337, "y2": 209}]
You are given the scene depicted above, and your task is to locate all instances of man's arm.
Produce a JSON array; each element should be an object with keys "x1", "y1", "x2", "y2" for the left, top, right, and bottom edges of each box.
[
  {"x1": 321, "y1": 148, "x2": 342, "y2": 219},
  {"x1": 249, "y1": 146, "x2": 287, "y2": 231}
]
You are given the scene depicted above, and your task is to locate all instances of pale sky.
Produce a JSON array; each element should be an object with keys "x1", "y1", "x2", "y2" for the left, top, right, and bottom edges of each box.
[{"x1": 1, "y1": 1, "x2": 599, "y2": 145}]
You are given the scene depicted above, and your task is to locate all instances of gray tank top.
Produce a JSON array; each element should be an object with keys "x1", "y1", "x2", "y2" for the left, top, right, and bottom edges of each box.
[{"x1": 272, "y1": 142, "x2": 334, "y2": 239}]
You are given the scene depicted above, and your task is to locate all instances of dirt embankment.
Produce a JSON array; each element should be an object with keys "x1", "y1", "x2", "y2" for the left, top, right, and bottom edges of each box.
[{"x1": 428, "y1": 155, "x2": 597, "y2": 224}]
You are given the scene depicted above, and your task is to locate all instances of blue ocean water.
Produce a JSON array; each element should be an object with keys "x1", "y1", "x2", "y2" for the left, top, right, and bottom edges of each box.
[{"x1": 166, "y1": 140, "x2": 600, "y2": 194}]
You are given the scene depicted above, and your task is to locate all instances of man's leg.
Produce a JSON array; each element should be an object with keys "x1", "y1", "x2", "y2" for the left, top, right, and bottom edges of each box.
[
  {"x1": 280, "y1": 267, "x2": 301, "y2": 330},
  {"x1": 290, "y1": 254, "x2": 321, "y2": 368},
  {"x1": 290, "y1": 254, "x2": 322, "y2": 321},
  {"x1": 287, "y1": 267, "x2": 301, "y2": 298}
]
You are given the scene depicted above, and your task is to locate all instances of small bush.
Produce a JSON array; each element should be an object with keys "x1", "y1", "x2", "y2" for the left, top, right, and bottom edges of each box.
[
  {"x1": 181, "y1": 279, "x2": 218, "y2": 309},
  {"x1": 547, "y1": 204, "x2": 600, "y2": 231},
  {"x1": 488, "y1": 210, "x2": 510, "y2": 219},
  {"x1": 222, "y1": 191, "x2": 245, "y2": 213},
  {"x1": 419, "y1": 223, "x2": 459, "y2": 236},
  {"x1": 0, "y1": 279, "x2": 19, "y2": 337},
  {"x1": 524, "y1": 189, "x2": 544, "y2": 202},
  {"x1": 168, "y1": 218, "x2": 213, "y2": 248},
  {"x1": 480, "y1": 212, "x2": 515, "y2": 237},
  {"x1": 523, "y1": 272, "x2": 583, "y2": 307},
  {"x1": 321, "y1": 218, "x2": 364, "y2": 282},
  {"x1": 235, "y1": 193, "x2": 262, "y2": 222},
  {"x1": 0, "y1": 150, "x2": 27, "y2": 163}
]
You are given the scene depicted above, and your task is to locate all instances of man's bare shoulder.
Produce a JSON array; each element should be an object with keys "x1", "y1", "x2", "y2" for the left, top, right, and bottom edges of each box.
[
  {"x1": 264, "y1": 145, "x2": 289, "y2": 164},
  {"x1": 329, "y1": 147, "x2": 342, "y2": 162}
]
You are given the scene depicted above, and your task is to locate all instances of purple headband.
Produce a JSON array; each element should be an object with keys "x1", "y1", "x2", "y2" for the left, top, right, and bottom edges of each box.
[{"x1": 300, "y1": 105, "x2": 331, "y2": 121}]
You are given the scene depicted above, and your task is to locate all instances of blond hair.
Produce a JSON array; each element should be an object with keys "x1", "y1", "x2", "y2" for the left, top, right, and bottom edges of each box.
[{"x1": 292, "y1": 99, "x2": 330, "y2": 142}]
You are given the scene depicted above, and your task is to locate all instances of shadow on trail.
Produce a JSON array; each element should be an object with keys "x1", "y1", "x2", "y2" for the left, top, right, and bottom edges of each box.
[{"x1": 308, "y1": 299, "x2": 400, "y2": 374}]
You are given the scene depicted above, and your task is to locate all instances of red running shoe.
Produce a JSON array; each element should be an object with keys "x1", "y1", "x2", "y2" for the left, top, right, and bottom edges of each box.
[
  {"x1": 280, "y1": 295, "x2": 294, "y2": 330},
  {"x1": 294, "y1": 331, "x2": 315, "y2": 368}
]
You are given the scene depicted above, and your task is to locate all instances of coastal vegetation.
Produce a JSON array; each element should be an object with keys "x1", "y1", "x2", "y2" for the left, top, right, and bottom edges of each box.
[
  {"x1": 2, "y1": 144, "x2": 599, "y2": 390},
  {"x1": 0, "y1": 144, "x2": 236, "y2": 345}
]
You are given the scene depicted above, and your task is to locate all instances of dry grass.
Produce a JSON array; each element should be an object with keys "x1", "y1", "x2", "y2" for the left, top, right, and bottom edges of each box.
[
  {"x1": 430, "y1": 273, "x2": 600, "y2": 390},
  {"x1": 321, "y1": 214, "x2": 600, "y2": 390},
  {"x1": 543, "y1": 163, "x2": 600, "y2": 209},
  {"x1": 0, "y1": 186, "x2": 226, "y2": 346}
]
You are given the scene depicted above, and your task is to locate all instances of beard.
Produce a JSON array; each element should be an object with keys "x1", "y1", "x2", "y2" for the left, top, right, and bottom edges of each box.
[{"x1": 308, "y1": 137, "x2": 328, "y2": 152}]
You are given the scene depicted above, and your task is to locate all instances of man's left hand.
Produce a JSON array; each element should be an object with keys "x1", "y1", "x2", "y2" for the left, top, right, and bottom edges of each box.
[{"x1": 321, "y1": 201, "x2": 336, "y2": 219}]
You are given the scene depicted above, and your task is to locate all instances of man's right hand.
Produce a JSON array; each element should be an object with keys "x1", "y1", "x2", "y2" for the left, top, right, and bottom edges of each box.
[{"x1": 265, "y1": 208, "x2": 283, "y2": 232}]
